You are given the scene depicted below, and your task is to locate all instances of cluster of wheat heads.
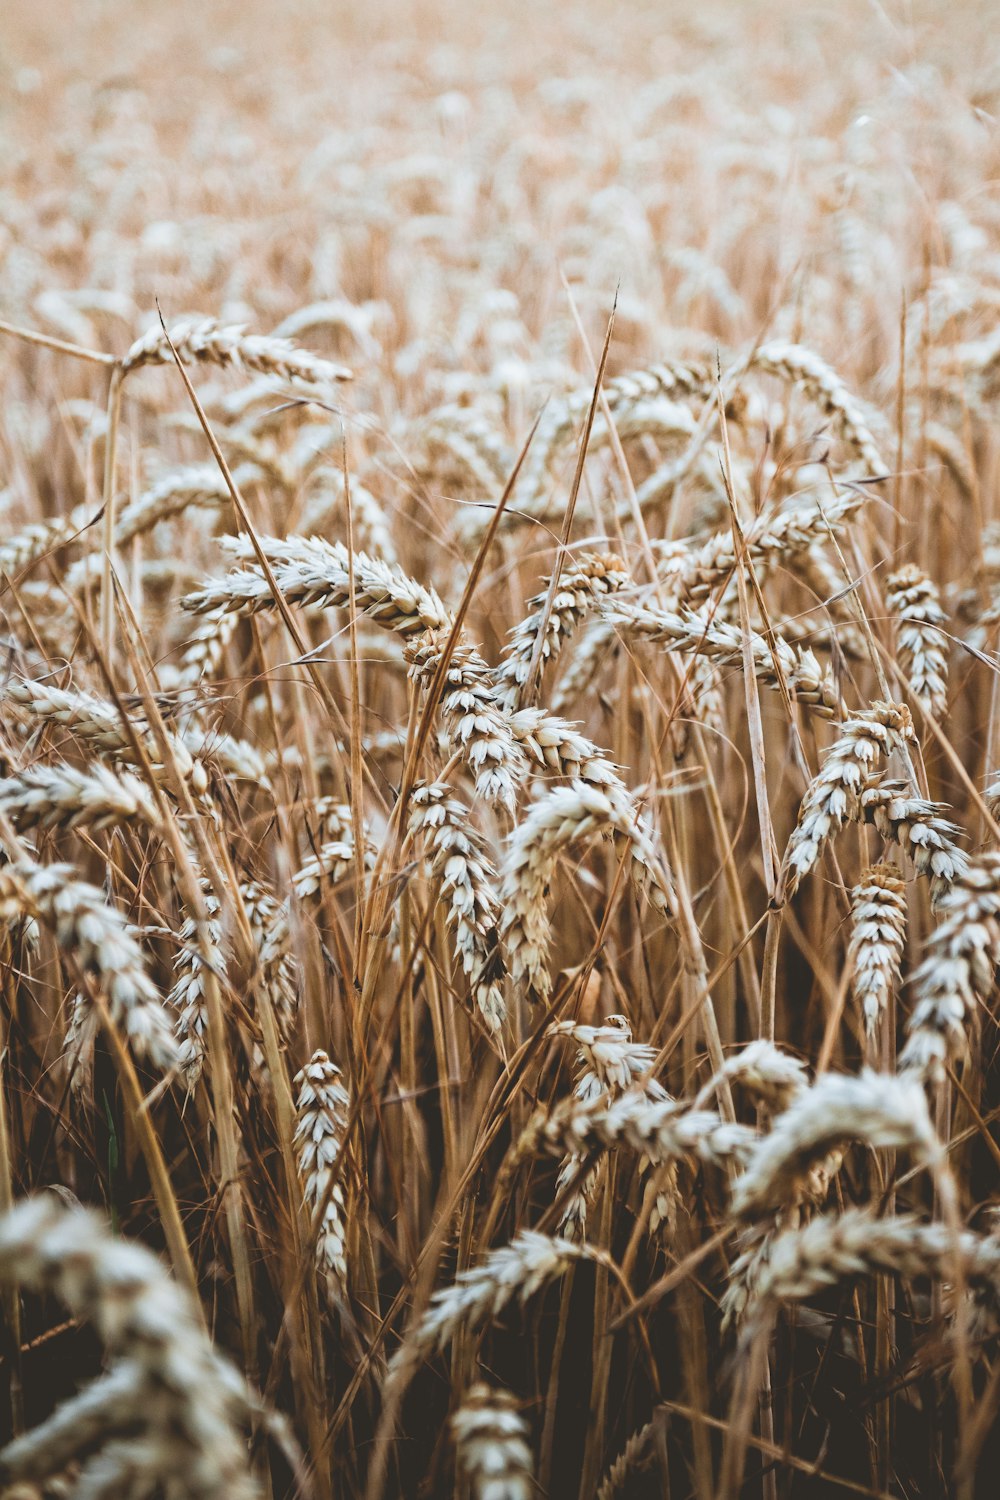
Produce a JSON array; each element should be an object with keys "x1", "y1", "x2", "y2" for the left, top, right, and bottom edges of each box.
[{"x1": 2, "y1": 1, "x2": 1000, "y2": 1497}]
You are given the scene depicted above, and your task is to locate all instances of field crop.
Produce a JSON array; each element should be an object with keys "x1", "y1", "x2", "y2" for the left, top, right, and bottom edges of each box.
[{"x1": 1, "y1": 1, "x2": 999, "y2": 1495}]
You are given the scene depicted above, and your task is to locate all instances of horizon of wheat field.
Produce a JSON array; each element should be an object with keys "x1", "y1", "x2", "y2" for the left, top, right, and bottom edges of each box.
[{"x1": 1, "y1": 2, "x2": 1000, "y2": 1497}]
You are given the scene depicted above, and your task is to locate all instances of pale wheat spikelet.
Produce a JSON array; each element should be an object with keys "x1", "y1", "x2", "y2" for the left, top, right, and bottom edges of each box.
[
  {"x1": 517, "y1": 1091, "x2": 755, "y2": 1174},
  {"x1": 0, "y1": 761, "x2": 161, "y2": 834},
  {"x1": 741, "y1": 1208, "x2": 1000, "y2": 1342},
  {"x1": 551, "y1": 618, "x2": 616, "y2": 711},
  {"x1": 592, "y1": 397, "x2": 698, "y2": 452},
  {"x1": 180, "y1": 723, "x2": 272, "y2": 789},
  {"x1": 240, "y1": 881, "x2": 298, "y2": 1037},
  {"x1": 0, "y1": 1359, "x2": 144, "y2": 1486},
  {"x1": 750, "y1": 340, "x2": 887, "y2": 476},
  {"x1": 513, "y1": 365, "x2": 706, "y2": 519},
  {"x1": 0, "y1": 1196, "x2": 257, "y2": 1500},
  {"x1": 778, "y1": 702, "x2": 914, "y2": 899},
  {"x1": 451, "y1": 1383, "x2": 534, "y2": 1500},
  {"x1": 114, "y1": 464, "x2": 236, "y2": 547},
  {"x1": 0, "y1": 503, "x2": 93, "y2": 577},
  {"x1": 293, "y1": 1051, "x2": 350, "y2": 1304},
  {"x1": 64, "y1": 988, "x2": 99, "y2": 1096},
  {"x1": 121, "y1": 316, "x2": 351, "y2": 384},
  {"x1": 505, "y1": 712, "x2": 676, "y2": 917},
  {"x1": 272, "y1": 296, "x2": 385, "y2": 352},
  {"x1": 596, "y1": 1417, "x2": 656, "y2": 1500},
  {"x1": 669, "y1": 652, "x2": 725, "y2": 754},
  {"x1": 495, "y1": 553, "x2": 630, "y2": 713},
  {"x1": 605, "y1": 599, "x2": 841, "y2": 718},
  {"x1": 299, "y1": 797, "x2": 353, "y2": 844},
  {"x1": 901, "y1": 852, "x2": 1000, "y2": 1077},
  {"x1": 512, "y1": 400, "x2": 585, "y2": 520},
  {"x1": 417, "y1": 403, "x2": 512, "y2": 497},
  {"x1": 506, "y1": 707, "x2": 624, "y2": 792},
  {"x1": 265, "y1": 731, "x2": 404, "y2": 782},
  {"x1": 924, "y1": 420, "x2": 978, "y2": 503},
  {"x1": 385, "y1": 1231, "x2": 592, "y2": 1396},
  {"x1": 694, "y1": 1039, "x2": 808, "y2": 1113},
  {"x1": 786, "y1": 545, "x2": 868, "y2": 658},
  {"x1": 547, "y1": 1016, "x2": 663, "y2": 1101},
  {"x1": 885, "y1": 565, "x2": 949, "y2": 719},
  {"x1": 675, "y1": 487, "x2": 865, "y2": 606},
  {"x1": 300, "y1": 464, "x2": 398, "y2": 565},
  {"x1": 605, "y1": 359, "x2": 716, "y2": 408},
  {"x1": 3, "y1": 677, "x2": 205, "y2": 792},
  {"x1": 849, "y1": 864, "x2": 907, "y2": 1040},
  {"x1": 177, "y1": 606, "x2": 240, "y2": 687},
  {"x1": 420, "y1": 401, "x2": 513, "y2": 481},
  {"x1": 182, "y1": 533, "x2": 452, "y2": 637},
  {"x1": 406, "y1": 633, "x2": 526, "y2": 813},
  {"x1": 210, "y1": 423, "x2": 296, "y2": 491},
  {"x1": 857, "y1": 776, "x2": 969, "y2": 902},
  {"x1": 0, "y1": 860, "x2": 179, "y2": 1072},
  {"x1": 731, "y1": 1070, "x2": 940, "y2": 1220},
  {"x1": 547, "y1": 1015, "x2": 666, "y2": 1239},
  {"x1": 987, "y1": 774, "x2": 1000, "y2": 823},
  {"x1": 500, "y1": 782, "x2": 671, "y2": 1005},
  {"x1": 170, "y1": 888, "x2": 225, "y2": 1091},
  {"x1": 409, "y1": 784, "x2": 505, "y2": 1031},
  {"x1": 293, "y1": 827, "x2": 370, "y2": 904}
]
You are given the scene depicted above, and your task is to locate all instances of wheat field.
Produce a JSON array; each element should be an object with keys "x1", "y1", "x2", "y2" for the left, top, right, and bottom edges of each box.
[{"x1": 1, "y1": 1, "x2": 999, "y2": 1495}]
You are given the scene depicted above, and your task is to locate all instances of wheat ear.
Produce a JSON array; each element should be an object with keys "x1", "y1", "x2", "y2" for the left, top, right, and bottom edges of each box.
[
  {"x1": 451, "y1": 1382, "x2": 535, "y2": 1500},
  {"x1": 121, "y1": 316, "x2": 351, "y2": 384},
  {"x1": 0, "y1": 1195, "x2": 258, "y2": 1500},
  {"x1": 848, "y1": 863, "x2": 907, "y2": 1042},
  {"x1": 779, "y1": 702, "x2": 914, "y2": 899},
  {"x1": 294, "y1": 1050, "x2": 351, "y2": 1304}
]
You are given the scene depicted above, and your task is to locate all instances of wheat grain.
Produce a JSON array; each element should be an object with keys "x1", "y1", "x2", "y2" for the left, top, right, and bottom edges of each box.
[
  {"x1": 183, "y1": 533, "x2": 452, "y2": 636},
  {"x1": 0, "y1": 859, "x2": 179, "y2": 1071},
  {"x1": 750, "y1": 340, "x2": 887, "y2": 476},
  {"x1": 121, "y1": 316, "x2": 352, "y2": 384},
  {"x1": 385, "y1": 1231, "x2": 593, "y2": 1395},
  {"x1": 0, "y1": 761, "x2": 161, "y2": 834},
  {"x1": 731, "y1": 1070, "x2": 940, "y2": 1219},
  {"x1": 406, "y1": 633, "x2": 525, "y2": 812},
  {"x1": 856, "y1": 776, "x2": 969, "y2": 901},
  {"x1": 495, "y1": 553, "x2": 630, "y2": 713},
  {"x1": 779, "y1": 702, "x2": 914, "y2": 898},
  {"x1": 0, "y1": 1195, "x2": 258, "y2": 1499},
  {"x1": 451, "y1": 1382, "x2": 534, "y2": 1500},
  {"x1": 886, "y1": 564, "x2": 949, "y2": 719},
  {"x1": 742, "y1": 1208, "x2": 1000, "y2": 1341},
  {"x1": 294, "y1": 1050, "x2": 351, "y2": 1304},
  {"x1": 409, "y1": 783, "x2": 506, "y2": 1031},
  {"x1": 901, "y1": 852, "x2": 1000, "y2": 1077},
  {"x1": 848, "y1": 863, "x2": 907, "y2": 1041},
  {"x1": 606, "y1": 598, "x2": 841, "y2": 718},
  {"x1": 500, "y1": 782, "x2": 671, "y2": 1005}
]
